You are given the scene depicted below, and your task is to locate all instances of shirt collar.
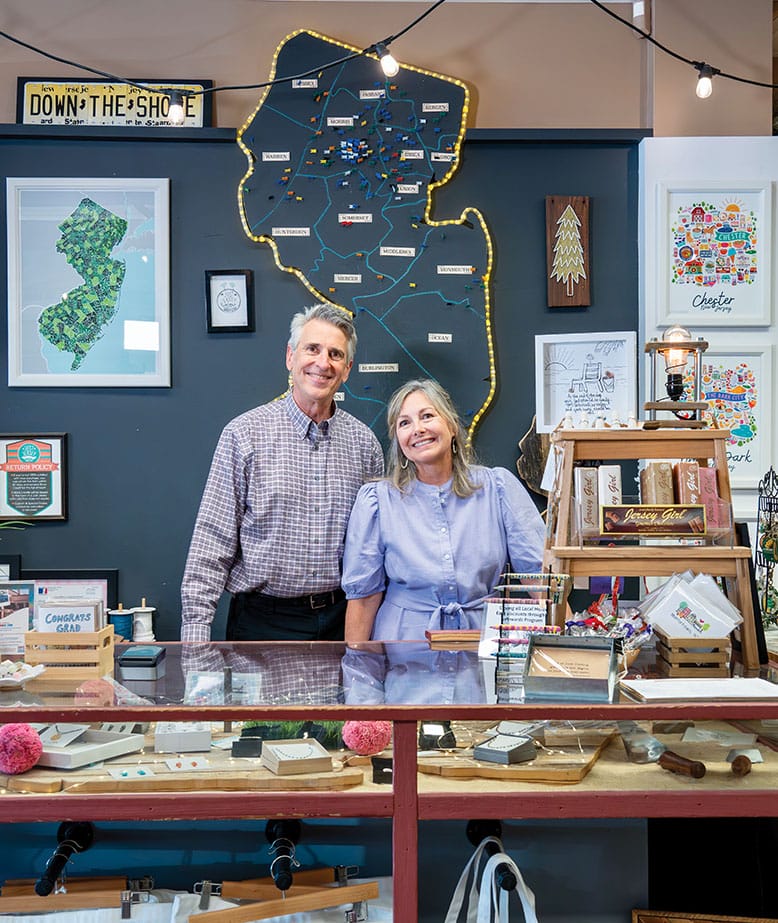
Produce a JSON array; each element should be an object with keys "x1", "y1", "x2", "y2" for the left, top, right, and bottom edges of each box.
[{"x1": 283, "y1": 391, "x2": 337, "y2": 439}]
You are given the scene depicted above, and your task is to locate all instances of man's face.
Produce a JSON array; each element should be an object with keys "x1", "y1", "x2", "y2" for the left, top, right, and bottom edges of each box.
[{"x1": 286, "y1": 318, "x2": 353, "y2": 412}]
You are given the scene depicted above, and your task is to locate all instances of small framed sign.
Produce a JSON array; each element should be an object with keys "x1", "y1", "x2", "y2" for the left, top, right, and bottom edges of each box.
[
  {"x1": 0, "y1": 434, "x2": 67, "y2": 521},
  {"x1": 205, "y1": 270, "x2": 255, "y2": 333}
]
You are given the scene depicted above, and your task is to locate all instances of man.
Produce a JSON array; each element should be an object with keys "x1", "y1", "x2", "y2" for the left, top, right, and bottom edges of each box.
[{"x1": 181, "y1": 303, "x2": 384, "y2": 653}]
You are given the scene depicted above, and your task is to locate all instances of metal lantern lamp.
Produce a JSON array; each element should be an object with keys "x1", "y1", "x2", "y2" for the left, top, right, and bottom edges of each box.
[{"x1": 644, "y1": 325, "x2": 709, "y2": 429}]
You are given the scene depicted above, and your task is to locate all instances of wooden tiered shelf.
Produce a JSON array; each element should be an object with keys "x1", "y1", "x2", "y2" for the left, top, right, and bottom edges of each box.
[{"x1": 543, "y1": 428, "x2": 760, "y2": 675}]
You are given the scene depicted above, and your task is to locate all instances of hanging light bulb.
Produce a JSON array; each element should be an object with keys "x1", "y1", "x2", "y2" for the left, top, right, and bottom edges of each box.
[
  {"x1": 167, "y1": 90, "x2": 186, "y2": 125},
  {"x1": 375, "y1": 43, "x2": 400, "y2": 78},
  {"x1": 694, "y1": 63, "x2": 717, "y2": 99}
]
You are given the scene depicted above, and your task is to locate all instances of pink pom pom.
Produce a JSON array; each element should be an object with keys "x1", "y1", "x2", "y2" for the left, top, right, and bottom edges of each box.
[
  {"x1": 341, "y1": 720, "x2": 392, "y2": 756},
  {"x1": 0, "y1": 722, "x2": 43, "y2": 775}
]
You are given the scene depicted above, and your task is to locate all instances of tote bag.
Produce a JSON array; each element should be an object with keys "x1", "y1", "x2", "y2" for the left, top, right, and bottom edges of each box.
[{"x1": 443, "y1": 837, "x2": 539, "y2": 923}]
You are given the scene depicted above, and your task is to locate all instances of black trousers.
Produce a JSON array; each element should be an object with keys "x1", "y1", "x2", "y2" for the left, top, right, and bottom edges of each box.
[{"x1": 226, "y1": 590, "x2": 347, "y2": 642}]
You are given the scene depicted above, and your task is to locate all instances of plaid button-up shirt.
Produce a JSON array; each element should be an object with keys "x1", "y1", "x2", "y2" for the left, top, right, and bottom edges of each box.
[{"x1": 181, "y1": 392, "x2": 383, "y2": 652}]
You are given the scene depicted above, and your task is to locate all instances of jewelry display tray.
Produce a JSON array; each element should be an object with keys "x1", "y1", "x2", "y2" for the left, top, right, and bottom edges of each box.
[{"x1": 38, "y1": 730, "x2": 145, "y2": 770}]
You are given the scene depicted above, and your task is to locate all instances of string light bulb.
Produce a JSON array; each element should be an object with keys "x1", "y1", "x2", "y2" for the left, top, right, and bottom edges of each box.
[
  {"x1": 167, "y1": 90, "x2": 186, "y2": 125},
  {"x1": 694, "y1": 62, "x2": 718, "y2": 100},
  {"x1": 375, "y1": 43, "x2": 400, "y2": 78}
]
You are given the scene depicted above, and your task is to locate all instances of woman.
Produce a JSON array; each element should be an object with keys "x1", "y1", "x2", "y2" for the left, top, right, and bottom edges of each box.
[{"x1": 342, "y1": 379, "x2": 546, "y2": 644}]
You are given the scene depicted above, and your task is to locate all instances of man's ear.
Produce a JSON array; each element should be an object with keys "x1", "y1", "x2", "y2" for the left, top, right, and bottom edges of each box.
[
  {"x1": 341, "y1": 359, "x2": 353, "y2": 383},
  {"x1": 285, "y1": 343, "x2": 294, "y2": 371}
]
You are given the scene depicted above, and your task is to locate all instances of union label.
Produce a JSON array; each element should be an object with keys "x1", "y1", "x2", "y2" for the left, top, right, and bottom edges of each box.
[{"x1": 396, "y1": 184, "x2": 420, "y2": 194}]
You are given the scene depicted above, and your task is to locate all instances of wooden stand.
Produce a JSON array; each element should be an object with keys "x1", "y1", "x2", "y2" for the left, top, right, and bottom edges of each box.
[{"x1": 543, "y1": 428, "x2": 760, "y2": 676}]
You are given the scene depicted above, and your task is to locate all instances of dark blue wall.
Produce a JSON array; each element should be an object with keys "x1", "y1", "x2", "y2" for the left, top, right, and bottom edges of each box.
[{"x1": 1, "y1": 127, "x2": 643, "y2": 641}]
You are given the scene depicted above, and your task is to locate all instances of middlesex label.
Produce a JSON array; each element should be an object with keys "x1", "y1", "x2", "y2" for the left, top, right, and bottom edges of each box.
[
  {"x1": 334, "y1": 274, "x2": 362, "y2": 283},
  {"x1": 271, "y1": 227, "x2": 310, "y2": 237},
  {"x1": 601, "y1": 505, "x2": 707, "y2": 536},
  {"x1": 262, "y1": 151, "x2": 290, "y2": 161},
  {"x1": 437, "y1": 265, "x2": 473, "y2": 274},
  {"x1": 359, "y1": 363, "x2": 399, "y2": 373},
  {"x1": 422, "y1": 103, "x2": 450, "y2": 112},
  {"x1": 360, "y1": 89, "x2": 385, "y2": 99},
  {"x1": 428, "y1": 333, "x2": 453, "y2": 343},
  {"x1": 327, "y1": 116, "x2": 354, "y2": 127},
  {"x1": 380, "y1": 246, "x2": 415, "y2": 257},
  {"x1": 337, "y1": 213, "x2": 372, "y2": 223}
]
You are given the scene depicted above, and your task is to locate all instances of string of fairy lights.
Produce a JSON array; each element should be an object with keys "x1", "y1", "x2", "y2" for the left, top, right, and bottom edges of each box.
[{"x1": 1, "y1": 0, "x2": 775, "y2": 122}]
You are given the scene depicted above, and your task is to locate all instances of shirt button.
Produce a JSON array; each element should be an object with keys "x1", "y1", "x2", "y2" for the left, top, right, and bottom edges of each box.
[
  {"x1": 440, "y1": 527, "x2": 447, "y2": 533},
  {"x1": 444, "y1": 553, "x2": 450, "y2": 560}
]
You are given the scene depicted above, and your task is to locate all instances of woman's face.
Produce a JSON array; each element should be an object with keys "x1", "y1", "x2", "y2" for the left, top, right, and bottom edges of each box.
[{"x1": 395, "y1": 390, "x2": 456, "y2": 469}]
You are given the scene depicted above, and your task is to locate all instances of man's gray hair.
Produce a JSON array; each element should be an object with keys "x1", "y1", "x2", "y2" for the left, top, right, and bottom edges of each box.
[{"x1": 288, "y1": 304, "x2": 357, "y2": 363}]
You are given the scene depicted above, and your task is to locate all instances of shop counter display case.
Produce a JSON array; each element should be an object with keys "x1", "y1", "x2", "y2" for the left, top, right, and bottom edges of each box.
[{"x1": 3, "y1": 640, "x2": 778, "y2": 921}]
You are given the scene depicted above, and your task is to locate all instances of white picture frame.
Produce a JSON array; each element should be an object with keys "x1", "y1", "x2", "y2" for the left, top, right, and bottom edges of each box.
[
  {"x1": 655, "y1": 181, "x2": 771, "y2": 328},
  {"x1": 698, "y1": 338, "x2": 773, "y2": 491},
  {"x1": 6, "y1": 177, "x2": 170, "y2": 387},
  {"x1": 534, "y1": 331, "x2": 637, "y2": 433}
]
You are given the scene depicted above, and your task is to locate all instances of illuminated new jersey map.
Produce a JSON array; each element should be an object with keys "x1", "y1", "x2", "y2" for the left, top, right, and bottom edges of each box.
[{"x1": 238, "y1": 30, "x2": 494, "y2": 436}]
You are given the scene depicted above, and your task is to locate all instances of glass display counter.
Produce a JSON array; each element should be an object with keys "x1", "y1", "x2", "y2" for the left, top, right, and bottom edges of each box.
[{"x1": 3, "y1": 640, "x2": 778, "y2": 922}]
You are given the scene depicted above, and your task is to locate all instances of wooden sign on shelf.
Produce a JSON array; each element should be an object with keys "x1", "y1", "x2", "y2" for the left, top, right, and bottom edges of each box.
[{"x1": 546, "y1": 195, "x2": 590, "y2": 307}]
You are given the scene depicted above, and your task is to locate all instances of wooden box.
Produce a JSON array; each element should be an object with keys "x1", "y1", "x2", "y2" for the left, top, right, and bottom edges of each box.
[
  {"x1": 24, "y1": 625, "x2": 115, "y2": 686},
  {"x1": 655, "y1": 630, "x2": 731, "y2": 678}
]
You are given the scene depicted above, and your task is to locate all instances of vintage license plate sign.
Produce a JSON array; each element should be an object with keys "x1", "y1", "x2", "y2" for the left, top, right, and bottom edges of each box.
[
  {"x1": 600, "y1": 504, "x2": 707, "y2": 536},
  {"x1": 17, "y1": 78, "x2": 213, "y2": 127}
]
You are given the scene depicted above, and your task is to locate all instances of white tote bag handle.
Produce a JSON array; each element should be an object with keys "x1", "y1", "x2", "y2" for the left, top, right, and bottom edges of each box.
[
  {"x1": 443, "y1": 835, "x2": 504, "y2": 923},
  {"x1": 476, "y1": 852, "x2": 539, "y2": 923}
]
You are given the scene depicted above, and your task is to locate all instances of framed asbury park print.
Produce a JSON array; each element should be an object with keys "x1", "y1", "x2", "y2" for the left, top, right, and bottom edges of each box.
[{"x1": 6, "y1": 177, "x2": 170, "y2": 387}]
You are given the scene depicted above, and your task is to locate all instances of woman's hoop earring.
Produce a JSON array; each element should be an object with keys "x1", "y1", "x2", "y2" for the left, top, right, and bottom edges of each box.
[
  {"x1": 451, "y1": 437, "x2": 458, "y2": 456},
  {"x1": 401, "y1": 456, "x2": 409, "y2": 469}
]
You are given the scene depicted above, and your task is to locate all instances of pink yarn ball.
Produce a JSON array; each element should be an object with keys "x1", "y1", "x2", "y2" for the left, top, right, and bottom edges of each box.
[
  {"x1": 0, "y1": 723, "x2": 43, "y2": 774},
  {"x1": 341, "y1": 720, "x2": 392, "y2": 756}
]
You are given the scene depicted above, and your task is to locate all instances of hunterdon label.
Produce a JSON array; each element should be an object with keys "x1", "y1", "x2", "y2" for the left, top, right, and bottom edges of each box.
[
  {"x1": 401, "y1": 150, "x2": 425, "y2": 160},
  {"x1": 396, "y1": 183, "x2": 420, "y2": 194},
  {"x1": 327, "y1": 116, "x2": 354, "y2": 127},
  {"x1": 262, "y1": 151, "x2": 290, "y2": 161},
  {"x1": 360, "y1": 89, "x2": 385, "y2": 99},
  {"x1": 337, "y1": 213, "x2": 373, "y2": 223},
  {"x1": 437, "y1": 265, "x2": 473, "y2": 274},
  {"x1": 423, "y1": 102, "x2": 450, "y2": 112},
  {"x1": 380, "y1": 246, "x2": 416, "y2": 257},
  {"x1": 334, "y1": 274, "x2": 362, "y2": 283},
  {"x1": 431, "y1": 152, "x2": 456, "y2": 162},
  {"x1": 272, "y1": 227, "x2": 311, "y2": 236},
  {"x1": 428, "y1": 333, "x2": 453, "y2": 343},
  {"x1": 359, "y1": 363, "x2": 399, "y2": 373},
  {"x1": 292, "y1": 79, "x2": 318, "y2": 88}
]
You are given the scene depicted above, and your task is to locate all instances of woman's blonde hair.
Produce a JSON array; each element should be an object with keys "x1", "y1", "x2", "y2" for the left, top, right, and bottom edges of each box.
[{"x1": 385, "y1": 379, "x2": 480, "y2": 498}]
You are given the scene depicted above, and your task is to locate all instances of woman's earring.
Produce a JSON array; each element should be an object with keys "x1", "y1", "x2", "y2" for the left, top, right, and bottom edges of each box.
[
  {"x1": 401, "y1": 456, "x2": 409, "y2": 469},
  {"x1": 451, "y1": 437, "x2": 458, "y2": 456}
]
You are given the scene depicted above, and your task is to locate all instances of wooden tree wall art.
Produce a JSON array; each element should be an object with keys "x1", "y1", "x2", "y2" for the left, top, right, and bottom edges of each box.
[{"x1": 546, "y1": 195, "x2": 590, "y2": 307}]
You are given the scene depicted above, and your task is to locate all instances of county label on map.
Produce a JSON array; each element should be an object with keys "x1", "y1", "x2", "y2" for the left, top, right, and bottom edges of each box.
[
  {"x1": 238, "y1": 30, "x2": 494, "y2": 435},
  {"x1": 7, "y1": 177, "x2": 170, "y2": 387}
]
